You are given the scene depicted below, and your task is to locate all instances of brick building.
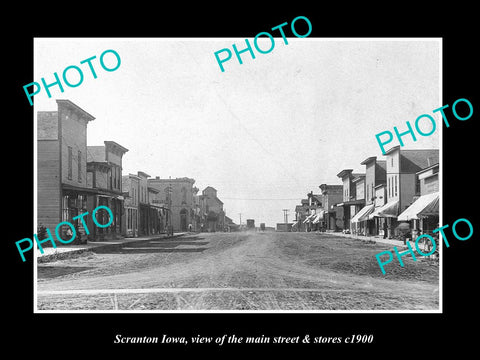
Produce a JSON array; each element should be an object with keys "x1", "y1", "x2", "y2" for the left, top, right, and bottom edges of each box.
[
  {"x1": 199, "y1": 186, "x2": 225, "y2": 232},
  {"x1": 147, "y1": 177, "x2": 196, "y2": 232}
]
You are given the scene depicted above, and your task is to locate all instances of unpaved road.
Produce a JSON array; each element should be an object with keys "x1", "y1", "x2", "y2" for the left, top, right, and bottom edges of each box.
[{"x1": 37, "y1": 231, "x2": 439, "y2": 311}]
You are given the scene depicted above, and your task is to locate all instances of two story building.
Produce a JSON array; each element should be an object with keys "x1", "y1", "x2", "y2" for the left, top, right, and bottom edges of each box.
[
  {"x1": 398, "y1": 162, "x2": 439, "y2": 239},
  {"x1": 86, "y1": 141, "x2": 128, "y2": 240},
  {"x1": 37, "y1": 100, "x2": 95, "y2": 242},
  {"x1": 351, "y1": 157, "x2": 387, "y2": 236},
  {"x1": 318, "y1": 184, "x2": 343, "y2": 232},
  {"x1": 147, "y1": 177, "x2": 197, "y2": 232},
  {"x1": 369, "y1": 146, "x2": 439, "y2": 238},
  {"x1": 336, "y1": 169, "x2": 365, "y2": 233},
  {"x1": 199, "y1": 186, "x2": 225, "y2": 232},
  {"x1": 122, "y1": 173, "x2": 140, "y2": 237}
]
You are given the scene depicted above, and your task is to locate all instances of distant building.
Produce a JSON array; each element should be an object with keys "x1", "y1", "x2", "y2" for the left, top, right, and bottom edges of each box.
[
  {"x1": 350, "y1": 173, "x2": 366, "y2": 235},
  {"x1": 147, "y1": 177, "x2": 196, "y2": 232},
  {"x1": 305, "y1": 192, "x2": 324, "y2": 231},
  {"x1": 224, "y1": 215, "x2": 238, "y2": 232},
  {"x1": 359, "y1": 156, "x2": 387, "y2": 236},
  {"x1": 292, "y1": 199, "x2": 309, "y2": 232},
  {"x1": 318, "y1": 184, "x2": 343, "y2": 231},
  {"x1": 122, "y1": 174, "x2": 140, "y2": 237},
  {"x1": 199, "y1": 186, "x2": 225, "y2": 232},
  {"x1": 336, "y1": 169, "x2": 365, "y2": 233}
]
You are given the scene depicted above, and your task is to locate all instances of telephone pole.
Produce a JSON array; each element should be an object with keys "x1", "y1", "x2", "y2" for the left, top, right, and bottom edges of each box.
[
  {"x1": 239, "y1": 213, "x2": 242, "y2": 226},
  {"x1": 282, "y1": 209, "x2": 289, "y2": 224}
]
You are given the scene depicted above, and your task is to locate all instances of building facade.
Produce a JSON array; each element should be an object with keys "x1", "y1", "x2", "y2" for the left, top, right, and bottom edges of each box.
[
  {"x1": 86, "y1": 141, "x2": 128, "y2": 240},
  {"x1": 360, "y1": 156, "x2": 386, "y2": 236},
  {"x1": 37, "y1": 100, "x2": 95, "y2": 243},
  {"x1": 199, "y1": 186, "x2": 225, "y2": 232},
  {"x1": 397, "y1": 163, "x2": 439, "y2": 241},
  {"x1": 371, "y1": 146, "x2": 439, "y2": 238},
  {"x1": 122, "y1": 174, "x2": 140, "y2": 237},
  {"x1": 318, "y1": 184, "x2": 343, "y2": 231},
  {"x1": 147, "y1": 177, "x2": 196, "y2": 232},
  {"x1": 336, "y1": 169, "x2": 365, "y2": 233}
]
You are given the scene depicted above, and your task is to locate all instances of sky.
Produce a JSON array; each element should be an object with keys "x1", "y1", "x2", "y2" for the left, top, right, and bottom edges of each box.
[{"x1": 34, "y1": 38, "x2": 441, "y2": 227}]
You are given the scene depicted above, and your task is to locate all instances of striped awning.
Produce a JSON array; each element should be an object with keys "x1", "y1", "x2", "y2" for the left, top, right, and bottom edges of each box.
[
  {"x1": 398, "y1": 192, "x2": 439, "y2": 221},
  {"x1": 368, "y1": 200, "x2": 400, "y2": 219},
  {"x1": 351, "y1": 203, "x2": 375, "y2": 223},
  {"x1": 303, "y1": 213, "x2": 316, "y2": 223},
  {"x1": 312, "y1": 211, "x2": 326, "y2": 224}
]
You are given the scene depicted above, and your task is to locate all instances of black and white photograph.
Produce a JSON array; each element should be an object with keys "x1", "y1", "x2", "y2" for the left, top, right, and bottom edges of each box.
[
  {"x1": 33, "y1": 38, "x2": 441, "y2": 312},
  {"x1": 6, "y1": 7, "x2": 477, "y2": 355}
]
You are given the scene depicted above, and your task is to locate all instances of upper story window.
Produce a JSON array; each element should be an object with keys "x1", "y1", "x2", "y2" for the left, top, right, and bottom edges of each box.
[
  {"x1": 67, "y1": 146, "x2": 73, "y2": 180},
  {"x1": 77, "y1": 150, "x2": 82, "y2": 182},
  {"x1": 181, "y1": 187, "x2": 187, "y2": 204}
]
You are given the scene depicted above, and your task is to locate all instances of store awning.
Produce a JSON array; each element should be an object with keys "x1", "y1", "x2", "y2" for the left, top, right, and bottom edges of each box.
[
  {"x1": 368, "y1": 200, "x2": 399, "y2": 219},
  {"x1": 350, "y1": 203, "x2": 375, "y2": 223},
  {"x1": 312, "y1": 210, "x2": 326, "y2": 224},
  {"x1": 398, "y1": 192, "x2": 439, "y2": 221},
  {"x1": 303, "y1": 213, "x2": 316, "y2": 223}
]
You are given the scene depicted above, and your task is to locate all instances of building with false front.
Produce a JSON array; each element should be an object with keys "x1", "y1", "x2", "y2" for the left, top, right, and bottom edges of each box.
[
  {"x1": 336, "y1": 169, "x2": 365, "y2": 233},
  {"x1": 369, "y1": 146, "x2": 439, "y2": 238},
  {"x1": 397, "y1": 162, "x2": 439, "y2": 241},
  {"x1": 86, "y1": 141, "x2": 128, "y2": 240},
  {"x1": 292, "y1": 199, "x2": 309, "y2": 232},
  {"x1": 147, "y1": 177, "x2": 196, "y2": 232},
  {"x1": 199, "y1": 186, "x2": 225, "y2": 232},
  {"x1": 350, "y1": 156, "x2": 387, "y2": 236},
  {"x1": 303, "y1": 192, "x2": 324, "y2": 232},
  {"x1": 318, "y1": 184, "x2": 343, "y2": 232},
  {"x1": 122, "y1": 173, "x2": 140, "y2": 237},
  {"x1": 37, "y1": 100, "x2": 96, "y2": 242}
]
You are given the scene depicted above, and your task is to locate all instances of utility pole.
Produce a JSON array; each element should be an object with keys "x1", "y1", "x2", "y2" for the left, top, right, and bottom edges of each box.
[
  {"x1": 282, "y1": 209, "x2": 289, "y2": 224},
  {"x1": 168, "y1": 176, "x2": 172, "y2": 235},
  {"x1": 239, "y1": 213, "x2": 242, "y2": 226}
]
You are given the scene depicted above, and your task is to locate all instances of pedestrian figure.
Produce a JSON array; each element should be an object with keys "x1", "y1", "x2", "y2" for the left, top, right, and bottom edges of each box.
[{"x1": 188, "y1": 223, "x2": 192, "y2": 232}]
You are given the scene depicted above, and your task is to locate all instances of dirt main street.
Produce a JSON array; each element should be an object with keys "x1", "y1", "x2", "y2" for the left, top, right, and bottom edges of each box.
[{"x1": 37, "y1": 231, "x2": 439, "y2": 311}]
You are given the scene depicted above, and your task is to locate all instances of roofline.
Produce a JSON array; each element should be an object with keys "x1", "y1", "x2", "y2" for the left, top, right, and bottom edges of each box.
[
  {"x1": 416, "y1": 162, "x2": 440, "y2": 175},
  {"x1": 137, "y1": 171, "x2": 151, "y2": 178},
  {"x1": 360, "y1": 156, "x2": 377, "y2": 165},
  {"x1": 352, "y1": 175, "x2": 366, "y2": 183},
  {"x1": 56, "y1": 99, "x2": 95, "y2": 121},
  {"x1": 104, "y1": 140, "x2": 129, "y2": 153},
  {"x1": 336, "y1": 169, "x2": 353, "y2": 178},
  {"x1": 384, "y1": 145, "x2": 401, "y2": 155}
]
